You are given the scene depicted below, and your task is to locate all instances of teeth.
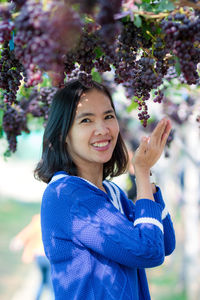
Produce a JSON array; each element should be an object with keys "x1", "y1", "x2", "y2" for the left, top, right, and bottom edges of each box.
[{"x1": 93, "y1": 141, "x2": 109, "y2": 147}]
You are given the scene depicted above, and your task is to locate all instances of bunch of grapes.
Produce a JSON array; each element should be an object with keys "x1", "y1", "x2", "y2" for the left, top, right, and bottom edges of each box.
[
  {"x1": 2, "y1": 86, "x2": 57, "y2": 153},
  {"x1": 2, "y1": 105, "x2": 29, "y2": 152},
  {"x1": 25, "y1": 86, "x2": 57, "y2": 121},
  {"x1": 64, "y1": 25, "x2": 116, "y2": 87},
  {"x1": 97, "y1": 0, "x2": 123, "y2": 43},
  {"x1": 161, "y1": 12, "x2": 200, "y2": 84},
  {"x1": 14, "y1": 0, "x2": 49, "y2": 86},
  {"x1": 113, "y1": 20, "x2": 170, "y2": 126},
  {"x1": 14, "y1": 0, "x2": 82, "y2": 87},
  {"x1": 0, "y1": 4, "x2": 14, "y2": 44},
  {"x1": 64, "y1": 28, "x2": 97, "y2": 87},
  {"x1": 0, "y1": 42, "x2": 23, "y2": 104}
]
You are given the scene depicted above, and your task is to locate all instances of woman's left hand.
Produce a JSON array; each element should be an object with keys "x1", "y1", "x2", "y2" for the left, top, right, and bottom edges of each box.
[{"x1": 133, "y1": 118, "x2": 172, "y2": 173}]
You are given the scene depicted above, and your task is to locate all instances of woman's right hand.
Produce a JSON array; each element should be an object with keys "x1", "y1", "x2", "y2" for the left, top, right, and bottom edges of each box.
[{"x1": 133, "y1": 118, "x2": 172, "y2": 174}]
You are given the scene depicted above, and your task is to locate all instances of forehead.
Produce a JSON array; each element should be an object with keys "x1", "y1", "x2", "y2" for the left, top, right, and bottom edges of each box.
[{"x1": 76, "y1": 89, "x2": 113, "y2": 111}]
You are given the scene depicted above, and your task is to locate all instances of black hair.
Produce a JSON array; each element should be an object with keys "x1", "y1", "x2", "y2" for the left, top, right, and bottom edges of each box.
[{"x1": 34, "y1": 79, "x2": 129, "y2": 183}]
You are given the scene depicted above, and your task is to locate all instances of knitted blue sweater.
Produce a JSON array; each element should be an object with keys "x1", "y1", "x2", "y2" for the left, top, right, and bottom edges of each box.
[{"x1": 41, "y1": 171, "x2": 176, "y2": 300}]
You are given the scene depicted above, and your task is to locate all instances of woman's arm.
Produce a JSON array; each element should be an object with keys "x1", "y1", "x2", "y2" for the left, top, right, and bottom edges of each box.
[
  {"x1": 69, "y1": 188, "x2": 165, "y2": 269},
  {"x1": 153, "y1": 187, "x2": 176, "y2": 255},
  {"x1": 133, "y1": 118, "x2": 172, "y2": 201}
]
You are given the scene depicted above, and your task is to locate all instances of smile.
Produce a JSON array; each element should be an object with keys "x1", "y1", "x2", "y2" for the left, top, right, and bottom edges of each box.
[{"x1": 92, "y1": 141, "x2": 109, "y2": 148}]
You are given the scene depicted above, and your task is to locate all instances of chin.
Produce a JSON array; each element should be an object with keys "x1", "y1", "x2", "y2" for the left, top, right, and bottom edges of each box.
[{"x1": 100, "y1": 155, "x2": 113, "y2": 164}]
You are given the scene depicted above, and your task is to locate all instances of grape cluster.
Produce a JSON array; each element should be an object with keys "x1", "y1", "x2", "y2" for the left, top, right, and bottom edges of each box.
[
  {"x1": 114, "y1": 20, "x2": 172, "y2": 125},
  {"x1": 14, "y1": 0, "x2": 48, "y2": 86},
  {"x1": 161, "y1": 13, "x2": 200, "y2": 84},
  {"x1": 97, "y1": 0, "x2": 122, "y2": 43},
  {"x1": 2, "y1": 105, "x2": 29, "y2": 152},
  {"x1": 14, "y1": 0, "x2": 81, "y2": 87},
  {"x1": 2, "y1": 86, "x2": 57, "y2": 153},
  {"x1": 64, "y1": 29, "x2": 98, "y2": 87},
  {"x1": 64, "y1": 26, "x2": 115, "y2": 87},
  {"x1": 0, "y1": 4, "x2": 14, "y2": 44},
  {"x1": 0, "y1": 42, "x2": 23, "y2": 104},
  {"x1": 67, "y1": 0, "x2": 123, "y2": 44},
  {"x1": 25, "y1": 87, "x2": 57, "y2": 121}
]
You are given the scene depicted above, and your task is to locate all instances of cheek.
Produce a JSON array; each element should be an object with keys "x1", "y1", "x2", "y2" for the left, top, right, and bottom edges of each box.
[
  {"x1": 67, "y1": 128, "x2": 87, "y2": 149},
  {"x1": 113, "y1": 121, "x2": 120, "y2": 137}
]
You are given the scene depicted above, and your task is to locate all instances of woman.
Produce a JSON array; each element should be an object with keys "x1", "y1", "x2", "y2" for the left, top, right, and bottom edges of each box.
[{"x1": 35, "y1": 79, "x2": 176, "y2": 300}]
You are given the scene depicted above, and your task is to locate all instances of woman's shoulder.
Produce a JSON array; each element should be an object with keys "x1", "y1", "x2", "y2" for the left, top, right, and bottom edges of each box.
[{"x1": 43, "y1": 172, "x2": 105, "y2": 199}]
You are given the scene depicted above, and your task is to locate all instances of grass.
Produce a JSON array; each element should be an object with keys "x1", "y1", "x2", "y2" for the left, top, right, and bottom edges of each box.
[
  {"x1": 0, "y1": 198, "x2": 40, "y2": 299},
  {"x1": 148, "y1": 263, "x2": 187, "y2": 300}
]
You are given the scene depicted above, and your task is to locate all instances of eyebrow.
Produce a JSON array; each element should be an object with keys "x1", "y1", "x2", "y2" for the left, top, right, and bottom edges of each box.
[{"x1": 76, "y1": 109, "x2": 115, "y2": 120}]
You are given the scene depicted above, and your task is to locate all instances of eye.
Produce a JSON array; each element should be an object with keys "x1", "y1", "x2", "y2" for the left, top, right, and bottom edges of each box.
[
  {"x1": 105, "y1": 114, "x2": 115, "y2": 120},
  {"x1": 80, "y1": 118, "x2": 91, "y2": 123}
]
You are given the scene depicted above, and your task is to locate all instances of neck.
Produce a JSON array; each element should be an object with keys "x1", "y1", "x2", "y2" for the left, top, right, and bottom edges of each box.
[{"x1": 77, "y1": 165, "x2": 104, "y2": 191}]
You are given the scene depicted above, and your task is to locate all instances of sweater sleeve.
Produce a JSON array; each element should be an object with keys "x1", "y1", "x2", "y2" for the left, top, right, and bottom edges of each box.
[
  {"x1": 153, "y1": 187, "x2": 176, "y2": 255},
  {"x1": 117, "y1": 185, "x2": 176, "y2": 257},
  {"x1": 69, "y1": 187, "x2": 165, "y2": 269}
]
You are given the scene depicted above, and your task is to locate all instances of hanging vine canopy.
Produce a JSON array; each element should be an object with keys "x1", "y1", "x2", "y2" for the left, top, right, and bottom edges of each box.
[{"x1": 0, "y1": 0, "x2": 200, "y2": 153}]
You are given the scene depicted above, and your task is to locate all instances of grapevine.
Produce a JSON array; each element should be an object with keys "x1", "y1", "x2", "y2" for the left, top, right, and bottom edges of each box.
[{"x1": 0, "y1": 0, "x2": 200, "y2": 153}]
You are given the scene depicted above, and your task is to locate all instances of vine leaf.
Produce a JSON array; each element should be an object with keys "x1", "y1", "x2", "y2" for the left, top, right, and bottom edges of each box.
[
  {"x1": 134, "y1": 15, "x2": 142, "y2": 28},
  {"x1": 91, "y1": 69, "x2": 102, "y2": 83},
  {"x1": 175, "y1": 57, "x2": 181, "y2": 76},
  {"x1": 126, "y1": 100, "x2": 138, "y2": 112}
]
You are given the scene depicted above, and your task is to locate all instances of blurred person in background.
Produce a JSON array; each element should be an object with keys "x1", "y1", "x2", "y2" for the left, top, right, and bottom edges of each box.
[{"x1": 10, "y1": 214, "x2": 53, "y2": 300}]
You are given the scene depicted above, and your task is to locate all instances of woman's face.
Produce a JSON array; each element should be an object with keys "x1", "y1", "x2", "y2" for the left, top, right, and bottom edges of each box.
[{"x1": 66, "y1": 88, "x2": 119, "y2": 173}]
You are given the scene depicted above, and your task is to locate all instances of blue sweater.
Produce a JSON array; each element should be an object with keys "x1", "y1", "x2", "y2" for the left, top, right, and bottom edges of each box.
[{"x1": 41, "y1": 171, "x2": 176, "y2": 300}]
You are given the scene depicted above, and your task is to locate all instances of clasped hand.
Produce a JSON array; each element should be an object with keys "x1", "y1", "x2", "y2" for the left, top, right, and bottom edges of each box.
[{"x1": 133, "y1": 118, "x2": 172, "y2": 173}]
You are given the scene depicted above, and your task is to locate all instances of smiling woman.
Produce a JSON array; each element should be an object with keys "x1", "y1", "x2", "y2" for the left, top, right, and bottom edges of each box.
[
  {"x1": 34, "y1": 79, "x2": 176, "y2": 300},
  {"x1": 34, "y1": 80, "x2": 128, "y2": 184}
]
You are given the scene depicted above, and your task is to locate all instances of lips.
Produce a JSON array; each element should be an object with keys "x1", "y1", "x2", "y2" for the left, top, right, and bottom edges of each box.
[{"x1": 91, "y1": 139, "x2": 111, "y2": 150}]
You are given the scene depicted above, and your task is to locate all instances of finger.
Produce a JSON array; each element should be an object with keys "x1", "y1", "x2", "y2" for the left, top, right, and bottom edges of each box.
[
  {"x1": 150, "y1": 118, "x2": 167, "y2": 145},
  {"x1": 161, "y1": 120, "x2": 172, "y2": 148},
  {"x1": 162, "y1": 119, "x2": 171, "y2": 139}
]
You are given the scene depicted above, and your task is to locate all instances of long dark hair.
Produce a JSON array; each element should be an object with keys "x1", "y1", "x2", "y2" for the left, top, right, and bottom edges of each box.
[{"x1": 34, "y1": 79, "x2": 129, "y2": 183}]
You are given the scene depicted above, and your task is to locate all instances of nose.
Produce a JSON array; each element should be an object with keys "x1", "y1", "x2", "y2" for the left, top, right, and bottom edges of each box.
[{"x1": 94, "y1": 120, "x2": 110, "y2": 136}]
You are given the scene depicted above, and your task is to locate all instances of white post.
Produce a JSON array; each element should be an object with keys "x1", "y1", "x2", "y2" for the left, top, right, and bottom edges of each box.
[{"x1": 182, "y1": 122, "x2": 200, "y2": 300}]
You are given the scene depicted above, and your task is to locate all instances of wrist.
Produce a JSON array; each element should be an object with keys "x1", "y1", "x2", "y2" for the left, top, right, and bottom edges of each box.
[
  {"x1": 135, "y1": 173, "x2": 155, "y2": 202},
  {"x1": 134, "y1": 167, "x2": 151, "y2": 178}
]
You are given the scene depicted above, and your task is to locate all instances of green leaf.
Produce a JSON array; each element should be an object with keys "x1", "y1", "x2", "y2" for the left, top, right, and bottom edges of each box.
[
  {"x1": 157, "y1": 0, "x2": 174, "y2": 12},
  {"x1": 134, "y1": 15, "x2": 142, "y2": 28},
  {"x1": 83, "y1": 16, "x2": 94, "y2": 24},
  {"x1": 126, "y1": 99, "x2": 138, "y2": 112},
  {"x1": 94, "y1": 47, "x2": 104, "y2": 59},
  {"x1": 140, "y1": 0, "x2": 174, "y2": 13},
  {"x1": 91, "y1": 69, "x2": 102, "y2": 83},
  {"x1": 175, "y1": 57, "x2": 181, "y2": 76},
  {"x1": 3, "y1": 149, "x2": 11, "y2": 158}
]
